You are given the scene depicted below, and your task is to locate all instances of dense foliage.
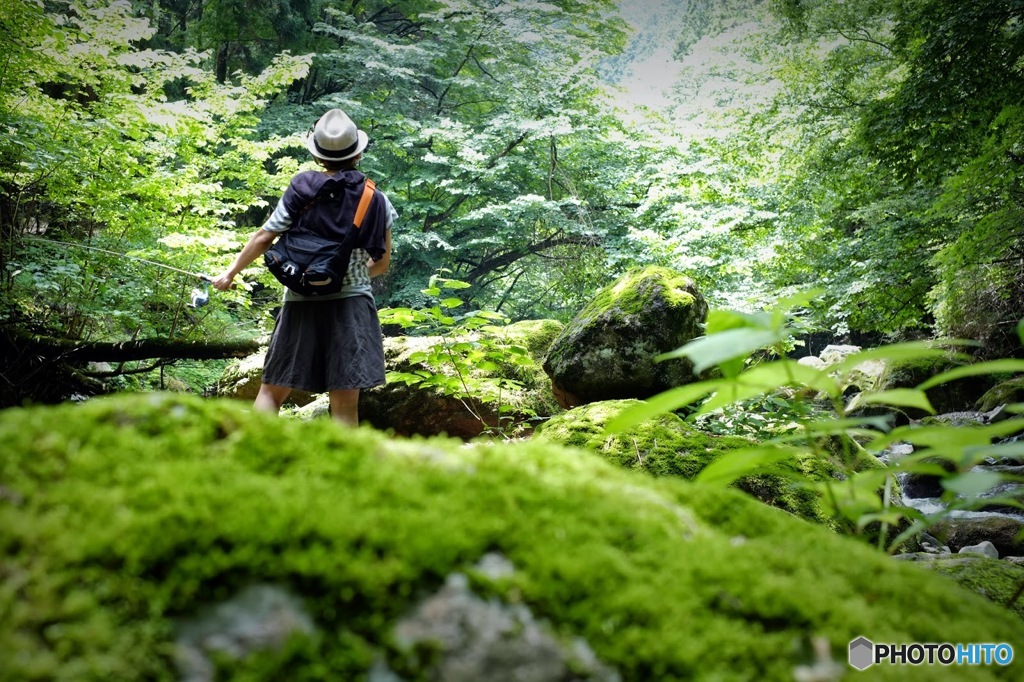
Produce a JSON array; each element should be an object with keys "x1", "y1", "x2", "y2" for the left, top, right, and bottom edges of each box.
[{"x1": 2, "y1": 0, "x2": 1022, "y2": 400}]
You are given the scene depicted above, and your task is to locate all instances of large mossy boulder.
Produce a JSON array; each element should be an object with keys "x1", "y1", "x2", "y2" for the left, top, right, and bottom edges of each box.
[
  {"x1": 360, "y1": 320, "x2": 563, "y2": 438},
  {"x1": 877, "y1": 353, "x2": 995, "y2": 416},
  {"x1": 218, "y1": 351, "x2": 315, "y2": 407},
  {"x1": 534, "y1": 399, "x2": 888, "y2": 530},
  {"x1": 976, "y1": 375, "x2": 1024, "y2": 412},
  {"x1": 3, "y1": 394, "x2": 1023, "y2": 681},
  {"x1": 541, "y1": 267, "x2": 707, "y2": 408}
]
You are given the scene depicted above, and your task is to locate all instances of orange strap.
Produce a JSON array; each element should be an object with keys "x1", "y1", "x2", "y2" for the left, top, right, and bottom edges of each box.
[{"x1": 353, "y1": 178, "x2": 376, "y2": 228}]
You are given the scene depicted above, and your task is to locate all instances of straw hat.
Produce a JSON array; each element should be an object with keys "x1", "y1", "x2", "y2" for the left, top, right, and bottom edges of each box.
[{"x1": 306, "y1": 109, "x2": 368, "y2": 161}]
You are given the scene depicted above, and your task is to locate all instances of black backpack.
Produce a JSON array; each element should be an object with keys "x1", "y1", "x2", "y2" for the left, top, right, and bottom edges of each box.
[{"x1": 263, "y1": 178, "x2": 376, "y2": 296}]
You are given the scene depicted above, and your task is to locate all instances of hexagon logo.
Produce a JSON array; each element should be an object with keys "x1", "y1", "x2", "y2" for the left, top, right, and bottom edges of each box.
[{"x1": 849, "y1": 636, "x2": 874, "y2": 670}]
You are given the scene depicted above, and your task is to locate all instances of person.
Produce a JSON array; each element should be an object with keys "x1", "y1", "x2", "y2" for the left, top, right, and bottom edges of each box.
[{"x1": 211, "y1": 108, "x2": 397, "y2": 426}]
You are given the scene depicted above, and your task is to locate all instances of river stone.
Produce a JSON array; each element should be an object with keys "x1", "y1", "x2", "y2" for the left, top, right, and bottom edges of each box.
[
  {"x1": 975, "y1": 375, "x2": 1024, "y2": 412},
  {"x1": 797, "y1": 355, "x2": 826, "y2": 370},
  {"x1": 930, "y1": 516, "x2": 1024, "y2": 557},
  {"x1": 959, "y1": 540, "x2": 1000, "y2": 559},
  {"x1": 877, "y1": 354, "x2": 994, "y2": 416},
  {"x1": 4, "y1": 393, "x2": 1024, "y2": 680},
  {"x1": 542, "y1": 266, "x2": 707, "y2": 408},
  {"x1": 901, "y1": 458, "x2": 958, "y2": 499},
  {"x1": 818, "y1": 345, "x2": 861, "y2": 365}
]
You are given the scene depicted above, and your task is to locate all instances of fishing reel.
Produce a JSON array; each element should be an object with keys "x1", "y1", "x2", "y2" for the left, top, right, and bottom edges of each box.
[{"x1": 190, "y1": 278, "x2": 211, "y2": 308}]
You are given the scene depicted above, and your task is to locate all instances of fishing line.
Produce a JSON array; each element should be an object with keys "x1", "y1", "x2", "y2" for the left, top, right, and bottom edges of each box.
[
  {"x1": 23, "y1": 236, "x2": 212, "y2": 281},
  {"x1": 22, "y1": 235, "x2": 214, "y2": 307}
]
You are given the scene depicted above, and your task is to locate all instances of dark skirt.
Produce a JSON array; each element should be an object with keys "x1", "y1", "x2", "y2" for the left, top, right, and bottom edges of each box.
[{"x1": 262, "y1": 295, "x2": 385, "y2": 392}]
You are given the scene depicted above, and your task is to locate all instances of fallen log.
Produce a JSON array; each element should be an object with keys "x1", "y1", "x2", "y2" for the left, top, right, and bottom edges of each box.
[{"x1": 3, "y1": 330, "x2": 259, "y2": 363}]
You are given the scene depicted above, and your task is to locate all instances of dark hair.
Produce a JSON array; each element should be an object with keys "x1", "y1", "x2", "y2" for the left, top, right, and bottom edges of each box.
[{"x1": 317, "y1": 155, "x2": 360, "y2": 171}]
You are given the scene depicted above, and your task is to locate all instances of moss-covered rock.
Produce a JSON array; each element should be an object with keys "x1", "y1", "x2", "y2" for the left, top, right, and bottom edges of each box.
[
  {"x1": 534, "y1": 400, "x2": 891, "y2": 531},
  {"x1": 976, "y1": 375, "x2": 1024, "y2": 412},
  {"x1": 218, "y1": 351, "x2": 316, "y2": 407},
  {"x1": 905, "y1": 555, "x2": 1024, "y2": 621},
  {"x1": 360, "y1": 326, "x2": 561, "y2": 439},
  {"x1": 2, "y1": 394, "x2": 1023, "y2": 680},
  {"x1": 878, "y1": 354, "x2": 995, "y2": 416},
  {"x1": 542, "y1": 267, "x2": 707, "y2": 408},
  {"x1": 501, "y1": 319, "x2": 565, "y2": 361},
  {"x1": 930, "y1": 516, "x2": 1024, "y2": 557},
  {"x1": 533, "y1": 399, "x2": 752, "y2": 479}
]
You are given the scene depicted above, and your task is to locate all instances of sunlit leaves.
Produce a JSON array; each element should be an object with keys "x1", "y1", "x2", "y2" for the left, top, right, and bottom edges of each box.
[
  {"x1": 1, "y1": 0, "x2": 312, "y2": 343},
  {"x1": 606, "y1": 295, "x2": 1024, "y2": 552}
]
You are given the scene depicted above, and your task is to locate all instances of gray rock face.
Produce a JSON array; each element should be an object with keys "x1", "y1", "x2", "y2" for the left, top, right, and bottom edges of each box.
[
  {"x1": 375, "y1": 555, "x2": 618, "y2": 682},
  {"x1": 173, "y1": 584, "x2": 315, "y2": 682},
  {"x1": 542, "y1": 267, "x2": 707, "y2": 408}
]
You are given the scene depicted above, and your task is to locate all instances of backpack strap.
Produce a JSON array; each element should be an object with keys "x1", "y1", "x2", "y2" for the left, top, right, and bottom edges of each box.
[{"x1": 353, "y1": 178, "x2": 376, "y2": 228}]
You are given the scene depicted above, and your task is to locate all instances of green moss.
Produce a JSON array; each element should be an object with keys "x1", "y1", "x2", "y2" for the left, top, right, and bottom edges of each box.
[
  {"x1": 535, "y1": 401, "x2": 891, "y2": 530},
  {"x1": 501, "y1": 319, "x2": 565, "y2": 361},
  {"x1": 534, "y1": 399, "x2": 750, "y2": 479},
  {"x1": 914, "y1": 555, "x2": 1024, "y2": 621},
  {"x1": 2, "y1": 393, "x2": 1023, "y2": 680},
  {"x1": 879, "y1": 354, "x2": 995, "y2": 414},
  {"x1": 584, "y1": 266, "x2": 699, "y2": 319},
  {"x1": 976, "y1": 375, "x2": 1024, "y2": 412}
]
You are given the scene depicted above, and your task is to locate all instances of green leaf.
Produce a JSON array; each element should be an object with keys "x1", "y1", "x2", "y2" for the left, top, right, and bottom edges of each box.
[
  {"x1": 918, "y1": 359, "x2": 1024, "y2": 390},
  {"x1": 941, "y1": 470, "x2": 1004, "y2": 498},
  {"x1": 422, "y1": 287, "x2": 442, "y2": 297},
  {"x1": 604, "y1": 381, "x2": 722, "y2": 433},
  {"x1": 441, "y1": 297, "x2": 464, "y2": 309},
  {"x1": 441, "y1": 279, "x2": 472, "y2": 289},
  {"x1": 742, "y1": 359, "x2": 838, "y2": 394},
  {"x1": 704, "y1": 308, "x2": 769, "y2": 335},
  {"x1": 871, "y1": 419, "x2": 1024, "y2": 455},
  {"x1": 656, "y1": 328, "x2": 784, "y2": 373},
  {"x1": 695, "y1": 445, "x2": 796, "y2": 486}
]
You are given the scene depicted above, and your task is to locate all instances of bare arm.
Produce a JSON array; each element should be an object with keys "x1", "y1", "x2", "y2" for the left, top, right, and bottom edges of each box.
[
  {"x1": 211, "y1": 228, "x2": 278, "y2": 291},
  {"x1": 368, "y1": 229, "x2": 392, "y2": 279}
]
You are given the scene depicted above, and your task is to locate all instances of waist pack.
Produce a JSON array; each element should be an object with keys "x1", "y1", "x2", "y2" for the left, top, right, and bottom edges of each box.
[{"x1": 264, "y1": 178, "x2": 376, "y2": 296}]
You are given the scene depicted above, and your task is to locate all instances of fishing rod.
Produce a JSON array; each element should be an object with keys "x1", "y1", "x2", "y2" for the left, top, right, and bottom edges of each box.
[
  {"x1": 24, "y1": 236, "x2": 212, "y2": 281},
  {"x1": 22, "y1": 235, "x2": 215, "y2": 307}
]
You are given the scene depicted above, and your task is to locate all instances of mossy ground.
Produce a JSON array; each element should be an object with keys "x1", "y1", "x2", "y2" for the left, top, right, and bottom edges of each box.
[
  {"x1": 2, "y1": 394, "x2": 1023, "y2": 680},
  {"x1": 913, "y1": 555, "x2": 1024, "y2": 620},
  {"x1": 534, "y1": 400, "x2": 885, "y2": 530}
]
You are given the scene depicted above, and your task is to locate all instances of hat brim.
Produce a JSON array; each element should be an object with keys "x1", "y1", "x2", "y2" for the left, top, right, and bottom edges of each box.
[{"x1": 306, "y1": 129, "x2": 368, "y2": 161}]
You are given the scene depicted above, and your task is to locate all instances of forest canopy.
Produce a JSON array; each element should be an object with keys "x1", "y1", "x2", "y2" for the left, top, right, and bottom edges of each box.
[{"x1": 2, "y1": 0, "x2": 1023, "y2": 402}]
